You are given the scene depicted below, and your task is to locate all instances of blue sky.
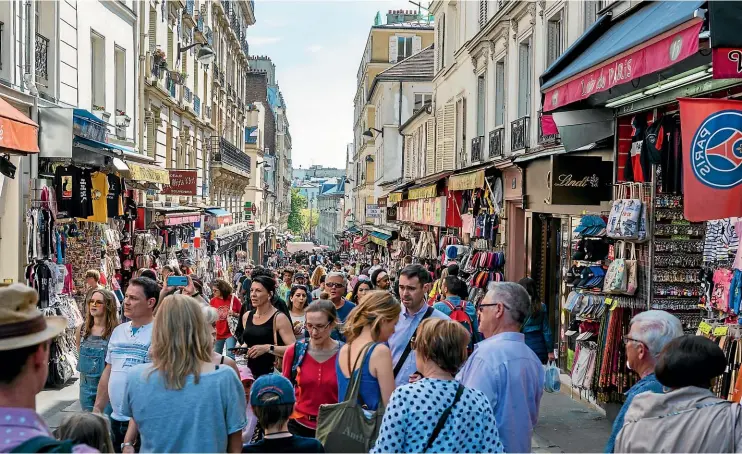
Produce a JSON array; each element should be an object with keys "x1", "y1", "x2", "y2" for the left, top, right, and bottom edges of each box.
[{"x1": 247, "y1": 0, "x2": 421, "y2": 169}]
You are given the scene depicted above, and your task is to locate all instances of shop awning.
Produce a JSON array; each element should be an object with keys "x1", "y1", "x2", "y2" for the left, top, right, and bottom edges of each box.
[
  {"x1": 353, "y1": 235, "x2": 369, "y2": 246},
  {"x1": 448, "y1": 169, "x2": 486, "y2": 191},
  {"x1": 345, "y1": 225, "x2": 361, "y2": 235},
  {"x1": 389, "y1": 192, "x2": 403, "y2": 204},
  {"x1": 408, "y1": 184, "x2": 437, "y2": 200},
  {"x1": 541, "y1": 0, "x2": 705, "y2": 112},
  {"x1": 126, "y1": 162, "x2": 171, "y2": 184},
  {"x1": 153, "y1": 207, "x2": 201, "y2": 226},
  {"x1": 0, "y1": 97, "x2": 39, "y2": 154},
  {"x1": 369, "y1": 231, "x2": 392, "y2": 242},
  {"x1": 205, "y1": 207, "x2": 232, "y2": 217}
]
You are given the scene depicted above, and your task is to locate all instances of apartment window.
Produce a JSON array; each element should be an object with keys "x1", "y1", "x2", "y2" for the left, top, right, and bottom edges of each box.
[
  {"x1": 547, "y1": 11, "x2": 563, "y2": 67},
  {"x1": 114, "y1": 46, "x2": 125, "y2": 114},
  {"x1": 584, "y1": 0, "x2": 604, "y2": 30},
  {"x1": 518, "y1": 37, "x2": 532, "y2": 118},
  {"x1": 397, "y1": 36, "x2": 413, "y2": 62},
  {"x1": 476, "y1": 74, "x2": 486, "y2": 136},
  {"x1": 414, "y1": 93, "x2": 432, "y2": 113},
  {"x1": 91, "y1": 32, "x2": 105, "y2": 109},
  {"x1": 495, "y1": 60, "x2": 505, "y2": 126}
]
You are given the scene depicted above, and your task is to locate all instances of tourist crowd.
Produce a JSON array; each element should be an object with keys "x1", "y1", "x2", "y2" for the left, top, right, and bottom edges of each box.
[{"x1": 0, "y1": 252, "x2": 740, "y2": 453}]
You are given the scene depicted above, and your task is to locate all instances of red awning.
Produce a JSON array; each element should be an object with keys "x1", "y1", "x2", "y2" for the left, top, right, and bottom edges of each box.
[
  {"x1": 0, "y1": 97, "x2": 39, "y2": 154},
  {"x1": 543, "y1": 19, "x2": 703, "y2": 112},
  {"x1": 353, "y1": 235, "x2": 369, "y2": 246}
]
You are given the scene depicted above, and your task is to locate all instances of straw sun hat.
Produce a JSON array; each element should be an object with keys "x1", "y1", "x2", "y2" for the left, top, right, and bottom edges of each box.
[{"x1": 0, "y1": 284, "x2": 66, "y2": 351}]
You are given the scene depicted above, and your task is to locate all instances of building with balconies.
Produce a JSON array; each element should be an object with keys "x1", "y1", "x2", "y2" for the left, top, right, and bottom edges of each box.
[
  {"x1": 141, "y1": 0, "x2": 255, "y2": 220},
  {"x1": 352, "y1": 11, "x2": 433, "y2": 226}
]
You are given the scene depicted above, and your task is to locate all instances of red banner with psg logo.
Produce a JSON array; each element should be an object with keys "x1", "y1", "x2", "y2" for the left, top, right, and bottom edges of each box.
[{"x1": 680, "y1": 98, "x2": 742, "y2": 221}]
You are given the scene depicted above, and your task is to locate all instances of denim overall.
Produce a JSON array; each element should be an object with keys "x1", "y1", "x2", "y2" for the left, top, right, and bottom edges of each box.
[{"x1": 77, "y1": 335, "x2": 112, "y2": 415}]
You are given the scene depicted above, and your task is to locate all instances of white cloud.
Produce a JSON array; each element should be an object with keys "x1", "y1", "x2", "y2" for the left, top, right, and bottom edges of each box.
[
  {"x1": 307, "y1": 44, "x2": 323, "y2": 53},
  {"x1": 248, "y1": 36, "x2": 282, "y2": 46}
]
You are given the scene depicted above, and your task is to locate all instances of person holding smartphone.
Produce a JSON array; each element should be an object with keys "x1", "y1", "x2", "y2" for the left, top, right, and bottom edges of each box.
[{"x1": 210, "y1": 279, "x2": 241, "y2": 360}]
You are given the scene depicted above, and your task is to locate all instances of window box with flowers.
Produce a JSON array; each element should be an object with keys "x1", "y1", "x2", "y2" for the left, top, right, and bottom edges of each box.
[
  {"x1": 115, "y1": 109, "x2": 131, "y2": 127},
  {"x1": 169, "y1": 71, "x2": 188, "y2": 85}
]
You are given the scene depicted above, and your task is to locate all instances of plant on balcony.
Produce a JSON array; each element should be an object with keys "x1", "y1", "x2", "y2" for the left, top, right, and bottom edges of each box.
[
  {"x1": 153, "y1": 48, "x2": 166, "y2": 62},
  {"x1": 169, "y1": 71, "x2": 188, "y2": 85},
  {"x1": 115, "y1": 110, "x2": 131, "y2": 127},
  {"x1": 92, "y1": 104, "x2": 105, "y2": 111}
]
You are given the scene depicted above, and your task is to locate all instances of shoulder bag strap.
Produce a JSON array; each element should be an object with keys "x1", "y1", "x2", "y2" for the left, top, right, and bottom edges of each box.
[
  {"x1": 393, "y1": 306, "x2": 434, "y2": 378},
  {"x1": 272, "y1": 311, "x2": 278, "y2": 346},
  {"x1": 343, "y1": 342, "x2": 374, "y2": 402},
  {"x1": 422, "y1": 384, "x2": 465, "y2": 452}
]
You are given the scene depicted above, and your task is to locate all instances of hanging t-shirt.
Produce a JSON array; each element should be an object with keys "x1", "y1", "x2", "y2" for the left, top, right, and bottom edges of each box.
[
  {"x1": 78, "y1": 169, "x2": 94, "y2": 219},
  {"x1": 107, "y1": 174, "x2": 124, "y2": 217},
  {"x1": 86, "y1": 172, "x2": 108, "y2": 223},
  {"x1": 53, "y1": 165, "x2": 79, "y2": 218}
]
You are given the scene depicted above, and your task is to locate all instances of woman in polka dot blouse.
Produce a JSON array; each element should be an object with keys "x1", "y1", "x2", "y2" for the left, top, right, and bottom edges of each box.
[{"x1": 371, "y1": 319, "x2": 504, "y2": 454}]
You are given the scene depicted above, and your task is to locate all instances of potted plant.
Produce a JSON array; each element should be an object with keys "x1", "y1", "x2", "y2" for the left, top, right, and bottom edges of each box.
[
  {"x1": 115, "y1": 109, "x2": 131, "y2": 127},
  {"x1": 153, "y1": 48, "x2": 166, "y2": 62}
]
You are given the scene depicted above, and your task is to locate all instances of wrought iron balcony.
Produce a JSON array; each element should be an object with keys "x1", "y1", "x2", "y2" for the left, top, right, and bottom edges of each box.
[
  {"x1": 227, "y1": 83, "x2": 234, "y2": 99},
  {"x1": 213, "y1": 64, "x2": 221, "y2": 85},
  {"x1": 35, "y1": 33, "x2": 49, "y2": 80},
  {"x1": 489, "y1": 127, "x2": 504, "y2": 158},
  {"x1": 194, "y1": 95, "x2": 201, "y2": 116},
  {"x1": 511, "y1": 116, "x2": 531, "y2": 152},
  {"x1": 183, "y1": 86, "x2": 192, "y2": 103},
  {"x1": 537, "y1": 110, "x2": 561, "y2": 146},
  {"x1": 471, "y1": 136, "x2": 484, "y2": 163},
  {"x1": 211, "y1": 136, "x2": 251, "y2": 174},
  {"x1": 242, "y1": 39, "x2": 249, "y2": 57},
  {"x1": 219, "y1": 72, "x2": 225, "y2": 86}
]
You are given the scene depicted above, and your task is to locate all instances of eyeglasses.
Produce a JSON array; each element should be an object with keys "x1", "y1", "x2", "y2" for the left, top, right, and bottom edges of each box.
[
  {"x1": 305, "y1": 322, "x2": 331, "y2": 333},
  {"x1": 325, "y1": 282, "x2": 345, "y2": 289},
  {"x1": 476, "y1": 301, "x2": 511, "y2": 312},
  {"x1": 623, "y1": 335, "x2": 646, "y2": 347},
  {"x1": 88, "y1": 299, "x2": 104, "y2": 307}
]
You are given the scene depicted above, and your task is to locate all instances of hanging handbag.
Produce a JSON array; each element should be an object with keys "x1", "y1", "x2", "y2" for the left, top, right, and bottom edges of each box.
[
  {"x1": 606, "y1": 185, "x2": 626, "y2": 238},
  {"x1": 635, "y1": 183, "x2": 649, "y2": 243},
  {"x1": 227, "y1": 295, "x2": 240, "y2": 337},
  {"x1": 617, "y1": 184, "x2": 643, "y2": 239},
  {"x1": 603, "y1": 241, "x2": 628, "y2": 294},
  {"x1": 316, "y1": 343, "x2": 384, "y2": 453},
  {"x1": 624, "y1": 243, "x2": 638, "y2": 296},
  {"x1": 272, "y1": 313, "x2": 284, "y2": 373}
]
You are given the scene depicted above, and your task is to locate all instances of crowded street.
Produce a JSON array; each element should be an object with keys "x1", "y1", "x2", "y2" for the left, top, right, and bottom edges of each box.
[{"x1": 2, "y1": 0, "x2": 742, "y2": 453}]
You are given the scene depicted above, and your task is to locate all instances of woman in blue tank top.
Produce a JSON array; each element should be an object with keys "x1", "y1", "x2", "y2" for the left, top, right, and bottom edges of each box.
[{"x1": 336, "y1": 290, "x2": 400, "y2": 410}]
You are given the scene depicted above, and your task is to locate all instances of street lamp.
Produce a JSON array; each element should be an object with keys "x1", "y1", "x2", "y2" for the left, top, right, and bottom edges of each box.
[
  {"x1": 177, "y1": 42, "x2": 216, "y2": 65},
  {"x1": 363, "y1": 128, "x2": 384, "y2": 138},
  {"x1": 256, "y1": 160, "x2": 272, "y2": 170}
]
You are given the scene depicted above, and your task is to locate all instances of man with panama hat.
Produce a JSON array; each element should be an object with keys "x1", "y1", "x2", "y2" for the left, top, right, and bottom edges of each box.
[{"x1": 0, "y1": 284, "x2": 96, "y2": 452}]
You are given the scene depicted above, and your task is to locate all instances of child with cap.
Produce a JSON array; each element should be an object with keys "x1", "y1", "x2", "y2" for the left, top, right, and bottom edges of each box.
[{"x1": 242, "y1": 374, "x2": 324, "y2": 453}]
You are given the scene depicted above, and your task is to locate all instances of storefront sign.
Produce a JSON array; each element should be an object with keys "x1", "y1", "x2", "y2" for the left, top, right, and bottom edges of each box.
[
  {"x1": 128, "y1": 162, "x2": 171, "y2": 184},
  {"x1": 407, "y1": 184, "x2": 437, "y2": 200},
  {"x1": 386, "y1": 206, "x2": 397, "y2": 221},
  {"x1": 388, "y1": 192, "x2": 403, "y2": 204},
  {"x1": 377, "y1": 197, "x2": 387, "y2": 207},
  {"x1": 161, "y1": 170, "x2": 197, "y2": 195},
  {"x1": 448, "y1": 170, "x2": 485, "y2": 191},
  {"x1": 158, "y1": 213, "x2": 201, "y2": 226},
  {"x1": 397, "y1": 196, "x2": 446, "y2": 226},
  {"x1": 366, "y1": 204, "x2": 381, "y2": 218},
  {"x1": 543, "y1": 20, "x2": 703, "y2": 112},
  {"x1": 679, "y1": 97, "x2": 742, "y2": 221},
  {"x1": 551, "y1": 156, "x2": 612, "y2": 205},
  {"x1": 712, "y1": 48, "x2": 742, "y2": 79}
]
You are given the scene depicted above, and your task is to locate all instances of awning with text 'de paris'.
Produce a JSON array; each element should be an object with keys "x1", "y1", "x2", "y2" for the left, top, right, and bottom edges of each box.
[{"x1": 540, "y1": 0, "x2": 705, "y2": 112}]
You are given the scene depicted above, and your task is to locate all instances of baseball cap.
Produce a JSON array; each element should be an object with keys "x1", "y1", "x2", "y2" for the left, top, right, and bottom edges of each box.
[{"x1": 250, "y1": 374, "x2": 296, "y2": 407}]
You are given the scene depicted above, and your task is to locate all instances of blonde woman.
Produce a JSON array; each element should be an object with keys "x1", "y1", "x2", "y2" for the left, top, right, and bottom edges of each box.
[
  {"x1": 371, "y1": 319, "x2": 503, "y2": 453},
  {"x1": 336, "y1": 290, "x2": 400, "y2": 411},
  {"x1": 310, "y1": 266, "x2": 326, "y2": 295},
  {"x1": 202, "y1": 305, "x2": 240, "y2": 378},
  {"x1": 120, "y1": 295, "x2": 246, "y2": 453},
  {"x1": 75, "y1": 288, "x2": 119, "y2": 413}
]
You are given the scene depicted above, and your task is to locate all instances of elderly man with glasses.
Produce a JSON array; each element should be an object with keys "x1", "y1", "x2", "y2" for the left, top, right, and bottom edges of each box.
[
  {"x1": 604, "y1": 310, "x2": 683, "y2": 453},
  {"x1": 456, "y1": 282, "x2": 544, "y2": 454}
]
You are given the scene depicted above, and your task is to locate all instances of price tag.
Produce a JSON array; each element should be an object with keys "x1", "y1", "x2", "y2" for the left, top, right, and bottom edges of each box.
[
  {"x1": 610, "y1": 298, "x2": 620, "y2": 311},
  {"x1": 713, "y1": 326, "x2": 729, "y2": 337},
  {"x1": 698, "y1": 321, "x2": 712, "y2": 335},
  {"x1": 604, "y1": 297, "x2": 613, "y2": 306}
]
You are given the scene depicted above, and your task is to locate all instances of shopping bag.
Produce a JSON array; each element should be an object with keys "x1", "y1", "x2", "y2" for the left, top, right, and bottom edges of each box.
[
  {"x1": 316, "y1": 343, "x2": 384, "y2": 453},
  {"x1": 606, "y1": 185, "x2": 626, "y2": 238},
  {"x1": 608, "y1": 184, "x2": 643, "y2": 239},
  {"x1": 636, "y1": 184, "x2": 649, "y2": 243},
  {"x1": 624, "y1": 243, "x2": 638, "y2": 296},
  {"x1": 603, "y1": 241, "x2": 627, "y2": 294},
  {"x1": 544, "y1": 361, "x2": 561, "y2": 393}
]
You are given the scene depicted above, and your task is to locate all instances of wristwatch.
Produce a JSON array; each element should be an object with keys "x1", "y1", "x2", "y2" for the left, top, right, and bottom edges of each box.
[
  {"x1": 269, "y1": 344, "x2": 275, "y2": 352},
  {"x1": 121, "y1": 442, "x2": 135, "y2": 450}
]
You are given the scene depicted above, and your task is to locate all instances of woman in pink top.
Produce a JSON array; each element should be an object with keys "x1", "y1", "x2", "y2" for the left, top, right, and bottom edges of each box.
[{"x1": 281, "y1": 300, "x2": 341, "y2": 438}]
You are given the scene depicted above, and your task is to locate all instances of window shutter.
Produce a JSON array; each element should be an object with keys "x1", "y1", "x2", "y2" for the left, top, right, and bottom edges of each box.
[
  {"x1": 518, "y1": 39, "x2": 532, "y2": 118},
  {"x1": 147, "y1": 119, "x2": 156, "y2": 158},
  {"x1": 441, "y1": 14, "x2": 446, "y2": 69},
  {"x1": 495, "y1": 60, "x2": 505, "y2": 126},
  {"x1": 404, "y1": 136, "x2": 413, "y2": 179},
  {"x1": 435, "y1": 107, "x2": 444, "y2": 173},
  {"x1": 584, "y1": 2, "x2": 598, "y2": 30},
  {"x1": 389, "y1": 36, "x2": 398, "y2": 63},
  {"x1": 426, "y1": 117, "x2": 435, "y2": 176},
  {"x1": 149, "y1": 7, "x2": 157, "y2": 52},
  {"x1": 479, "y1": 0, "x2": 488, "y2": 29},
  {"x1": 442, "y1": 102, "x2": 455, "y2": 171},
  {"x1": 412, "y1": 36, "x2": 421, "y2": 55},
  {"x1": 167, "y1": 28, "x2": 174, "y2": 69},
  {"x1": 436, "y1": 22, "x2": 442, "y2": 71},
  {"x1": 477, "y1": 75, "x2": 485, "y2": 136}
]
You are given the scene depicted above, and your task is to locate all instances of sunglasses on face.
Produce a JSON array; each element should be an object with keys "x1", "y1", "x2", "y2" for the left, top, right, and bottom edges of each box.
[
  {"x1": 326, "y1": 282, "x2": 345, "y2": 289},
  {"x1": 88, "y1": 299, "x2": 104, "y2": 307}
]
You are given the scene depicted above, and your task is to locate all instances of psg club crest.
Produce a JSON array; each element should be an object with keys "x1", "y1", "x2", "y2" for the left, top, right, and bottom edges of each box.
[
  {"x1": 680, "y1": 98, "x2": 742, "y2": 222},
  {"x1": 690, "y1": 109, "x2": 742, "y2": 189}
]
